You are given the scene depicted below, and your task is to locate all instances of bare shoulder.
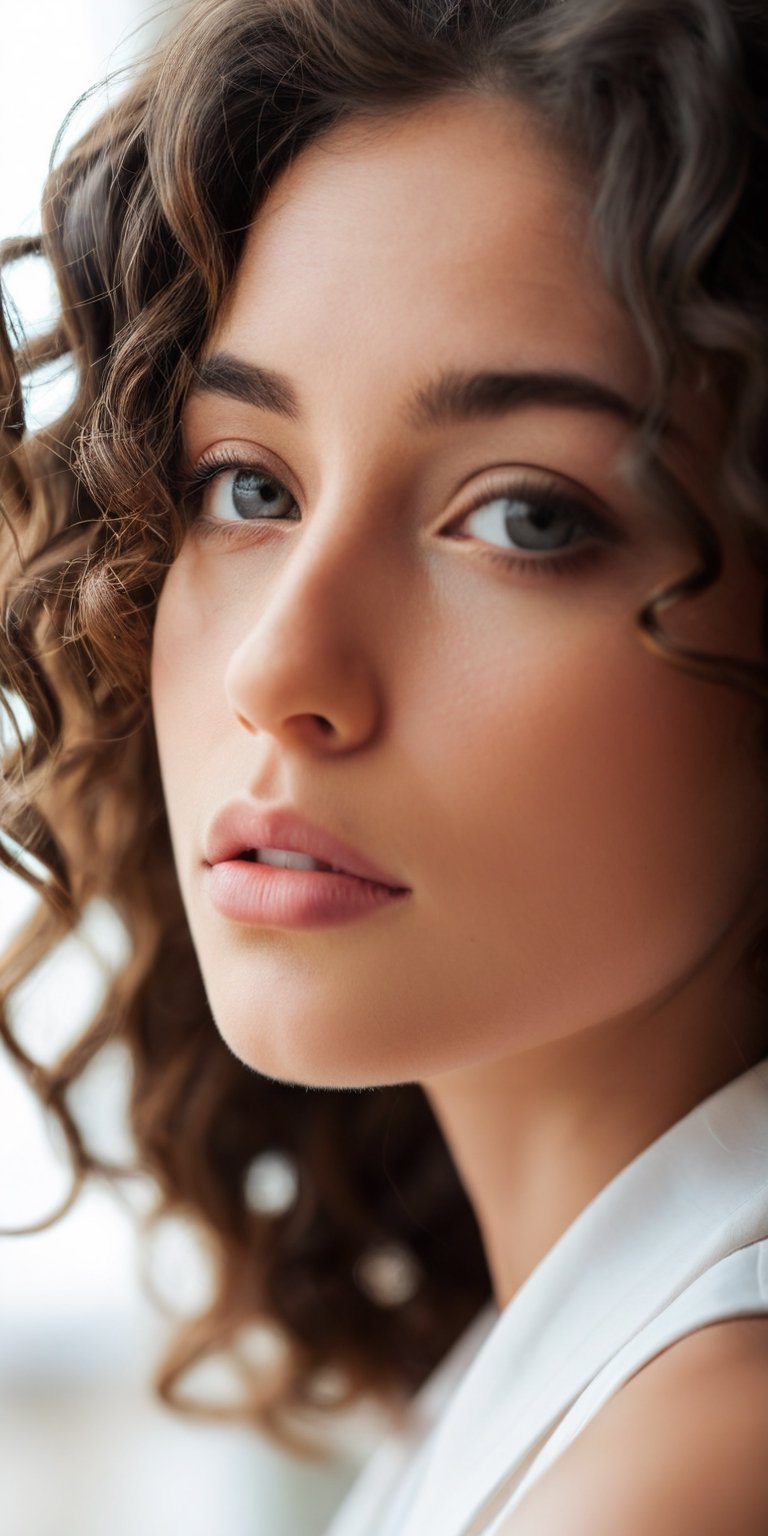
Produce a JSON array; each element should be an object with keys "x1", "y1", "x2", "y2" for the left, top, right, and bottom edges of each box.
[{"x1": 497, "y1": 1316, "x2": 768, "y2": 1536}]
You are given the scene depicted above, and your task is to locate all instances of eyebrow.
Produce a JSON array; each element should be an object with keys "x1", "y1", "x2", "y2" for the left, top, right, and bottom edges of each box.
[{"x1": 189, "y1": 350, "x2": 645, "y2": 433}]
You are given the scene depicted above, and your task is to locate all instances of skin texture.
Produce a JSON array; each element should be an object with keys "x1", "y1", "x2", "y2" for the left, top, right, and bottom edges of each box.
[{"x1": 150, "y1": 91, "x2": 768, "y2": 1335}]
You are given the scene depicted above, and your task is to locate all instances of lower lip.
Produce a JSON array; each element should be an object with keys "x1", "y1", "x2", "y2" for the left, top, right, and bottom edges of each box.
[{"x1": 203, "y1": 860, "x2": 410, "y2": 928}]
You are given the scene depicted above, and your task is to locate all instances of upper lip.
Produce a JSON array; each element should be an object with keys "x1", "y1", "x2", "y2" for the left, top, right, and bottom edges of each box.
[{"x1": 203, "y1": 800, "x2": 409, "y2": 890}]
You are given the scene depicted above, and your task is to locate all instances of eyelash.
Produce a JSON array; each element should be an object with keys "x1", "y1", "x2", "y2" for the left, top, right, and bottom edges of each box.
[{"x1": 180, "y1": 450, "x2": 610, "y2": 579}]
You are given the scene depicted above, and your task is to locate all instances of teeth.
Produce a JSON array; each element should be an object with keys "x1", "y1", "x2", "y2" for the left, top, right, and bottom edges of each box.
[{"x1": 255, "y1": 848, "x2": 331, "y2": 871}]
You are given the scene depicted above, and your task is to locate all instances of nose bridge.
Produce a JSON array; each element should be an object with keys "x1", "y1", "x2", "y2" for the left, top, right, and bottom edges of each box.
[
  {"x1": 223, "y1": 488, "x2": 387, "y2": 745},
  {"x1": 240, "y1": 491, "x2": 378, "y2": 650}
]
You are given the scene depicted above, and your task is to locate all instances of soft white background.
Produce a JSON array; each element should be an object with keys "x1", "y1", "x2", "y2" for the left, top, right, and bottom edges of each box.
[{"x1": 0, "y1": 5, "x2": 372, "y2": 1531}]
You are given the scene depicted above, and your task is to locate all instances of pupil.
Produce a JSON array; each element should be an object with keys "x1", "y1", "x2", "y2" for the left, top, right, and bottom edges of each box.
[
  {"x1": 529, "y1": 505, "x2": 555, "y2": 530},
  {"x1": 233, "y1": 470, "x2": 279, "y2": 519},
  {"x1": 504, "y1": 495, "x2": 578, "y2": 551}
]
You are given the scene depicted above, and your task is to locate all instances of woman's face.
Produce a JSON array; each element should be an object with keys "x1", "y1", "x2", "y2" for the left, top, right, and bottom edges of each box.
[{"x1": 150, "y1": 93, "x2": 768, "y2": 1089}]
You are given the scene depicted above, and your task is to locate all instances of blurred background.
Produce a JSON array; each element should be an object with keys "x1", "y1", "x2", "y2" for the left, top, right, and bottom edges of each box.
[{"x1": 0, "y1": 4, "x2": 375, "y2": 1531}]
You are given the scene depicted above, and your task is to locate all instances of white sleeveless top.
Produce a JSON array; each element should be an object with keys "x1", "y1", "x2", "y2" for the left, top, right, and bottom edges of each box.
[{"x1": 325, "y1": 1056, "x2": 768, "y2": 1536}]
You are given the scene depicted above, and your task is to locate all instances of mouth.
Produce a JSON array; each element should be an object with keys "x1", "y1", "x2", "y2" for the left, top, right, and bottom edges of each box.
[
  {"x1": 203, "y1": 801, "x2": 409, "y2": 891},
  {"x1": 205, "y1": 845, "x2": 410, "y2": 928},
  {"x1": 236, "y1": 849, "x2": 348, "y2": 874},
  {"x1": 233, "y1": 847, "x2": 410, "y2": 894}
]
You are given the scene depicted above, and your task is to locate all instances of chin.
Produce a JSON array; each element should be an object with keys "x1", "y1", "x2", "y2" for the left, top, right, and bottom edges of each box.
[{"x1": 208, "y1": 994, "x2": 424, "y2": 1092}]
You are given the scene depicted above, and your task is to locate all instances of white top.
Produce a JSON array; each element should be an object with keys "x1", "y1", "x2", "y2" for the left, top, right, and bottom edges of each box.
[{"x1": 325, "y1": 1056, "x2": 768, "y2": 1536}]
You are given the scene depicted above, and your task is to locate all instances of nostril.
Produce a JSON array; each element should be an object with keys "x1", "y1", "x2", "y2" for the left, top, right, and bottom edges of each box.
[{"x1": 232, "y1": 710, "x2": 335, "y2": 738}]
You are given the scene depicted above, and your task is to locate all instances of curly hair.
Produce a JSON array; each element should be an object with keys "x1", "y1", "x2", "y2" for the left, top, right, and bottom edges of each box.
[{"x1": 1, "y1": 0, "x2": 768, "y2": 1457}]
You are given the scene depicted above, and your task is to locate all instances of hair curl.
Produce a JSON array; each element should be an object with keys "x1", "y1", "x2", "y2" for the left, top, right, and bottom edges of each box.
[{"x1": 1, "y1": 0, "x2": 768, "y2": 1456}]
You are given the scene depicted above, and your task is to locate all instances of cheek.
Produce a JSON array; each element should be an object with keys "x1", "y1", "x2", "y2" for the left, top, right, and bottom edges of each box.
[
  {"x1": 527, "y1": 644, "x2": 759, "y2": 901},
  {"x1": 150, "y1": 557, "x2": 236, "y2": 755},
  {"x1": 149, "y1": 558, "x2": 234, "y2": 874},
  {"x1": 406, "y1": 609, "x2": 768, "y2": 1032}
]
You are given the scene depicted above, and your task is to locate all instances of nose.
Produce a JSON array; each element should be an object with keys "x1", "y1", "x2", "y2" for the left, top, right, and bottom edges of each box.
[{"x1": 224, "y1": 517, "x2": 385, "y2": 755}]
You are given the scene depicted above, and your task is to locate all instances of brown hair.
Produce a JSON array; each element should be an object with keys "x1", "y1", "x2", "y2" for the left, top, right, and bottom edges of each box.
[{"x1": 2, "y1": 0, "x2": 768, "y2": 1456}]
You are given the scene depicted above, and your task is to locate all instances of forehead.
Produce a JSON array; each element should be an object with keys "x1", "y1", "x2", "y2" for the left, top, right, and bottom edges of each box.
[{"x1": 210, "y1": 92, "x2": 651, "y2": 406}]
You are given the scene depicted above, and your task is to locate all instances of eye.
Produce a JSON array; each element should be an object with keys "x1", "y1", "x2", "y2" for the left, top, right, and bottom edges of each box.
[
  {"x1": 451, "y1": 472, "x2": 613, "y2": 575},
  {"x1": 185, "y1": 458, "x2": 300, "y2": 524},
  {"x1": 209, "y1": 465, "x2": 300, "y2": 523}
]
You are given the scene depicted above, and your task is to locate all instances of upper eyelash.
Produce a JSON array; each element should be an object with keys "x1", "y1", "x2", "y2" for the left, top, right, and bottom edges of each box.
[
  {"x1": 179, "y1": 452, "x2": 610, "y2": 576},
  {"x1": 179, "y1": 449, "x2": 276, "y2": 504}
]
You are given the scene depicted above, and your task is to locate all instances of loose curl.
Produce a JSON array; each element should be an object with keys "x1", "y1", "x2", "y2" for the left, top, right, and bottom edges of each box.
[{"x1": 1, "y1": 0, "x2": 768, "y2": 1456}]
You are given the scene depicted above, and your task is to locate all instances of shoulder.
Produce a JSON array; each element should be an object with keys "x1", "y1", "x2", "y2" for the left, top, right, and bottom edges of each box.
[{"x1": 497, "y1": 1316, "x2": 768, "y2": 1536}]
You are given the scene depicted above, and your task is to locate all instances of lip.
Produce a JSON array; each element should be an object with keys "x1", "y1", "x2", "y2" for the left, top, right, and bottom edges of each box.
[
  {"x1": 203, "y1": 861, "x2": 409, "y2": 929},
  {"x1": 203, "y1": 799, "x2": 409, "y2": 891}
]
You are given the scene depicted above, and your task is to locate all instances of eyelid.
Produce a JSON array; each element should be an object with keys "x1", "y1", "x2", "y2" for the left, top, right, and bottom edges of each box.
[
  {"x1": 452, "y1": 462, "x2": 611, "y2": 513},
  {"x1": 184, "y1": 440, "x2": 301, "y2": 500}
]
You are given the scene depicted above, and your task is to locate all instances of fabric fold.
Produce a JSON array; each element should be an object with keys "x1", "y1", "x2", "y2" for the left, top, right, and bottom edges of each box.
[{"x1": 326, "y1": 1056, "x2": 768, "y2": 1536}]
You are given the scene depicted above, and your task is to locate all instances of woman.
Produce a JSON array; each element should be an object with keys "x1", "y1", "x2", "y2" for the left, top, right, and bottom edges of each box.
[{"x1": 2, "y1": 0, "x2": 768, "y2": 1530}]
